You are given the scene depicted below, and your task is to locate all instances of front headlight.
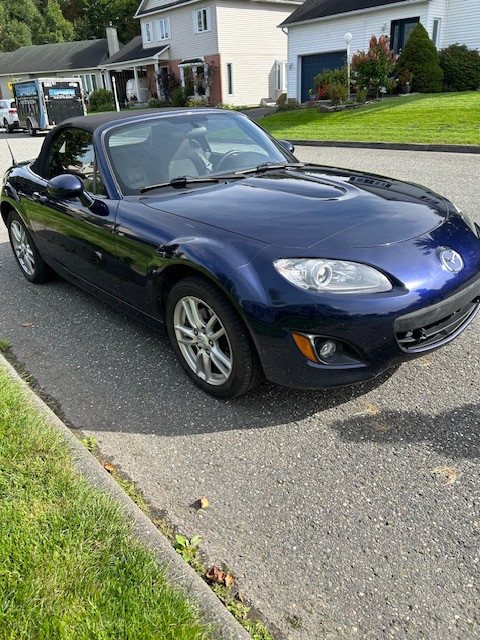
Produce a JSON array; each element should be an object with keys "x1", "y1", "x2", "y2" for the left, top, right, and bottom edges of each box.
[{"x1": 274, "y1": 258, "x2": 392, "y2": 294}]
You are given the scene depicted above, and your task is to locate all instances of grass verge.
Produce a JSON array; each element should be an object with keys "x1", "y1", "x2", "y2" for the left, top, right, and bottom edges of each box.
[
  {"x1": 261, "y1": 92, "x2": 480, "y2": 145},
  {"x1": 0, "y1": 364, "x2": 212, "y2": 640}
]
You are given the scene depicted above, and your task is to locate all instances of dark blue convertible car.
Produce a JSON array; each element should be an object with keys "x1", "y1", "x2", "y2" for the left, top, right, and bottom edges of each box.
[{"x1": 2, "y1": 109, "x2": 479, "y2": 397}]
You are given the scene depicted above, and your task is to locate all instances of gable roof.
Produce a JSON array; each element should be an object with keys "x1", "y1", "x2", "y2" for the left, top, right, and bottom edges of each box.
[
  {"x1": 281, "y1": 0, "x2": 424, "y2": 27},
  {"x1": 0, "y1": 39, "x2": 110, "y2": 76},
  {"x1": 135, "y1": 0, "x2": 303, "y2": 18},
  {"x1": 103, "y1": 35, "x2": 168, "y2": 65}
]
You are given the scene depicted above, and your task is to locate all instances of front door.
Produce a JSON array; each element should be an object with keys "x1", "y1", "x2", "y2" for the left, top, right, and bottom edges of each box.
[{"x1": 26, "y1": 127, "x2": 122, "y2": 296}]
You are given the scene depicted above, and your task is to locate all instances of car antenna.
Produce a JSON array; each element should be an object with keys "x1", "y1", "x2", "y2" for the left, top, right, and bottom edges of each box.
[{"x1": 3, "y1": 132, "x2": 17, "y2": 167}]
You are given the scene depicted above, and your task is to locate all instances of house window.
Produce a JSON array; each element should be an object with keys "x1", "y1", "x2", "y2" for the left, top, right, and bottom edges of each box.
[
  {"x1": 143, "y1": 21, "x2": 153, "y2": 43},
  {"x1": 73, "y1": 73, "x2": 97, "y2": 94},
  {"x1": 432, "y1": 18, "x2": 441, "y2": 48},
  {"x1": 156, "y1": 18, "x2": 171, "y2": 40},
  {"x1": 390, "y1": 17, "x2": 420, "y2": 53},
  {"x1": 193, "y1": 7, "x2": 211, "y2": 33},
  {"x1": 275, "y1": 60, "x2": 287, "y2": 92},
  {"x1": 226, "y1": 63, "x2": 233, "y2": 95}
]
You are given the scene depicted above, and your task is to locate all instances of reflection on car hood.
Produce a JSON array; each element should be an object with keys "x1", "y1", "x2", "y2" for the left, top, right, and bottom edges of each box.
[{"x1": 141, "y1": 166, "x2": 449, "y2": 249}]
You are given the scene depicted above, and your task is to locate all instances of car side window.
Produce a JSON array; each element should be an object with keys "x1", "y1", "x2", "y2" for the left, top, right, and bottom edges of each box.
[{"x1": 47, "y1": 127, "x2": 106, "y2": 196}]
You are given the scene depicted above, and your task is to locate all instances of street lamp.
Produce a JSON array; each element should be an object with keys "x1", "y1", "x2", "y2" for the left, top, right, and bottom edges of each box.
[{"x1": 344, "y1": 32, "x2": 353, "y2": 98}]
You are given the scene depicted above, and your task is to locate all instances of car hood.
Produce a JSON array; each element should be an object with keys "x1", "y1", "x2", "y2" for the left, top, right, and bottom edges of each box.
[{"x1": 141, "y1": 166, "x2": 450, "y2": 249}]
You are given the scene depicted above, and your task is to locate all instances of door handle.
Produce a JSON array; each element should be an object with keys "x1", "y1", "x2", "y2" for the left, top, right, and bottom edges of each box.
[{"x1": 32, "y1": 191, "x2": 49, "y2": 203}]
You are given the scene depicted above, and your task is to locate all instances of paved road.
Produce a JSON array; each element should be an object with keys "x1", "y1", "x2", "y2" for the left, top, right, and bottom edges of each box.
[{"x1": 1, "y1": 132, "x2": 479, "y2": 639}]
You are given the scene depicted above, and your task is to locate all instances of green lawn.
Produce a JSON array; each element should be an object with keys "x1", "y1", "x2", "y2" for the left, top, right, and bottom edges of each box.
[
  {"x1": 0, "y1": 364, "x2": 212, "y2": 640},
  {"x1": 261, "y1": 92, "x2": 480, "y2": 145}
]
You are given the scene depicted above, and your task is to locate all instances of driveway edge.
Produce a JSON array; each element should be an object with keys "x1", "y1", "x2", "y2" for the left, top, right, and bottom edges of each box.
[
  {"x1": 288, "y1": 140, "x2": 480, "y2": 154},
  {"x1": 0, "y1": 354, "x2": 251, "y2": 640}
]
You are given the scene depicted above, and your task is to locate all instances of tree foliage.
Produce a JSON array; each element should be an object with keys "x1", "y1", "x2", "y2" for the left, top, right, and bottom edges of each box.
[
  {"x1": 0, "y1": 0, "x2": 140, "y2": 52},
  {"x1": 395, "y1": 23, "x2": 443, "y2": 93}
]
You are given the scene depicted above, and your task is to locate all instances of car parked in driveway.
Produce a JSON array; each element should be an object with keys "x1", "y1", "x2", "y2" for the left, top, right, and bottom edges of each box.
[
  {"x1": 1, "y1": 109, "x2": 479, "y2": 397},
  {"x1": 0, "y1": 99, "x2": 18, "y2": 133}
]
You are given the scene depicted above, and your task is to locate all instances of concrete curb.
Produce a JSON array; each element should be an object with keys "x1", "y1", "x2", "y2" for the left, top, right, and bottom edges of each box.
[
  {"x1": 288, "y1": 139, "x2": 480, "y2": 154},
  {"x1": 0, "y1": 354, "x2": 251, "y2": 640}
]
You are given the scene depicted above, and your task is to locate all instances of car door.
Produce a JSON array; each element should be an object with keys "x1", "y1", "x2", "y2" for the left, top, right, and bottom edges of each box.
[{"x1": 26, "y1": 127, "x2": 123, "y2": 296}]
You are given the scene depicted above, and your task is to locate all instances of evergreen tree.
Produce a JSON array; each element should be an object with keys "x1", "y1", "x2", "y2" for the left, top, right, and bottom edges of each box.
[{"x1": 396, "y1": 23, "x2": 443, "y2": 93}]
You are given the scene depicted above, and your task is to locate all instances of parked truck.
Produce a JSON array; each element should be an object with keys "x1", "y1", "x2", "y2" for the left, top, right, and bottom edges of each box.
[{"x1": 11, "y1": 78, "x2": 85, "y2": 136}]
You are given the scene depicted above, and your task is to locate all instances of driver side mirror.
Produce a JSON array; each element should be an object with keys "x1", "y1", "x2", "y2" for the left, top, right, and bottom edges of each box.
[
  {"x1": 278, "y1": 139, "x2": 295, "y2": 154},
  {"x1": 47, "y1": 173, "x2": 94, "y2": 209}
]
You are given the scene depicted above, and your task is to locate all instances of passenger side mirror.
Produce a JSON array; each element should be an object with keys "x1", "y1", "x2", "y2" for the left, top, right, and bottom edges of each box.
[
  {"x1": 278, "y1": 139, "x2": 295, "y2": 154},
  {"x1": 47, "y1": 173, "x2": 94, "y2": 208}
]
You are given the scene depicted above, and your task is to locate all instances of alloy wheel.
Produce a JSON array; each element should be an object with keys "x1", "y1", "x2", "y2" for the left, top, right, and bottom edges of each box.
[
  {"x1": 173, "y1": 295, "x2": 233, "y2": 386},
  {"x1": 10, "y1": 220, "x2": 36, "y2": 276}
]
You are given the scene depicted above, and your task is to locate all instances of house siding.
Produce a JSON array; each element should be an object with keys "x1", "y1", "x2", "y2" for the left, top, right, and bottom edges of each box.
[
  {"x1": 444, "y1": 0, "x2": 480, "y2": 50},
  {"x1": 217, "y1": 0, "x2": 293, "y2": 104},
  {"x1": 286, "y1": 1, "x2": 429, "y2": 99},
  {"x1": 140, "y1": 3, "x2": 219, "y2": 60}
]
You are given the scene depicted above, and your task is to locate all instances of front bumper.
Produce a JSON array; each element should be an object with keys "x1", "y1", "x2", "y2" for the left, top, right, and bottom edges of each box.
[{"x1": 248, "y1": 275, "x2": 480, "y2": 389}]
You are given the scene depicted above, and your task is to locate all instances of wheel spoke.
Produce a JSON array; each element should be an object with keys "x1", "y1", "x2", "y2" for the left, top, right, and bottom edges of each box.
[
  {"x1": 202, "y1": 351, "x2": 212, "y2": 381},
  {"x1": 195, "y1": 350, "x2": 204, "y2": 377},
  {"x1": 210, "y1": 347, "x2": 232, "y2": 377},
  {"x1": 175, "y1": 324, "x2": 196, "y2": 339},
  {"x1": 209, "y1": 326, "x2": 225, "y2": 341},
  {"x1": 188, "y1": 298, "x2": 205, "y2": 330},
  {"x1": 11, "y1": 222, "x2": 22, "y2": 244},
  {"x1": 23, "y1": 252, "x2": 35, "y2": 275}
]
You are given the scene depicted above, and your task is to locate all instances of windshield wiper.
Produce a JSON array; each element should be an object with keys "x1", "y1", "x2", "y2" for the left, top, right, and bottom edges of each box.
[
  {"x1": 237, "y1": 162, "x2": 306, "y2": 175},
  {"x1": 140, "y1": 174, "x2": 245, "y2": 193}
]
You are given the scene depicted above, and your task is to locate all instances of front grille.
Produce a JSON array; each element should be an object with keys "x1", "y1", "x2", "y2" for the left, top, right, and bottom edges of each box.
[{"x1": 396, "y1": 299, "x2": 480, "y2": 352}]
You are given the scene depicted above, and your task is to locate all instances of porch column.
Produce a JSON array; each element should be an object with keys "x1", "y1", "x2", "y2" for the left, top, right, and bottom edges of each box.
[
  {"x1": 154, "y1": 59, "x2": 161, "y2": 99},
  {"x1": 133, "y1": 65, "x2": 140, "y2": 101},
  {"x1": 105, "y1": 70, "x2": 113, "y2": 91}
]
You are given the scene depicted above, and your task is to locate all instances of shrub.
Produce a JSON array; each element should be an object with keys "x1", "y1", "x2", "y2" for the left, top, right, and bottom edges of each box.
[
  {"x1": 276, "y1": 92, "x2": 287, "y2": 107},
  {"x1": 172, "y1": 86, "x2": 187, "y2": 107},
  {"x1": 356, "y1": 87, "x2": 368, "y2": 103},
  {"x1": 313, "y1": 67, "x2": 348, "y2": 103},
  {"x1": 186, "y1": 97, "x2": 206, "y2": 107},
  {"x1": 351, "y1": 35, "x2": 397, "y2": 97},
  {"x1": 396, "y1": 23, "x2": 443, "y2": 92},
  {"x1": 439, "y1": 44, "x2": 480, "y2": 91},
  {"x1": 146, "y1": 97, "x2": 169, "y2": 108},
  {"x1": 88, "y1": 88, "x2": 114, "y2": 112}
]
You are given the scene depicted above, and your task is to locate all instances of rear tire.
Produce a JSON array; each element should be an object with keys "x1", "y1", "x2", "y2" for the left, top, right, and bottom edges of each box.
[
  {"x1": 166, "y1": 276, "x2": 263, "y2": 398},
  {"x1": 4, "y1": 119, "x2": 13, "y2": 134},
  {"x1": 7, "y1": 210, "x2": 52, "y2": 283}
]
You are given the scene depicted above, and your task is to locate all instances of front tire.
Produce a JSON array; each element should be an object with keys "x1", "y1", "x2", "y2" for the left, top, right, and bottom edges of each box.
[
  {"x1": 166, "y1": 276, "x2": 263, "y2": 398},
  {"x1": 7, "y1": 210, "x2": 52, "y2": 283}
]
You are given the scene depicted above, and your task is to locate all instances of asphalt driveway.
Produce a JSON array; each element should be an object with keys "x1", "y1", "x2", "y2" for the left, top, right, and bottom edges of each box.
[{"x1": 1, "y1": 132, "x2": 479, "y2": 639}]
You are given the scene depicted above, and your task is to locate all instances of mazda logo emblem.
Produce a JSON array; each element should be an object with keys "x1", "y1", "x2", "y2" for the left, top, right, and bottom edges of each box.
[{"x1": 440, "y1": 249, "x2": 464, "y2": 273}]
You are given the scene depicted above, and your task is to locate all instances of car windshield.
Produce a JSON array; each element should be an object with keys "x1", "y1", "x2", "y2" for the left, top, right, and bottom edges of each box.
[{"x1": 104, "y1": 111, "x2": 293, "y2": 195}]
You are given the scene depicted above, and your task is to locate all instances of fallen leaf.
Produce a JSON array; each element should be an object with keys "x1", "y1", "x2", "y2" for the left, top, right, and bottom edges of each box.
[
  {"x1": 364, "y1": 401, "x2": 380, "y2": 415},
  {"x1": 198, "y1": 496, "x2": 209, "y2": 509},
  {"x1": 416, "y1": 357, "x2": 433, "y2": 368},
  {"x1": 206, "y1": 566, "x2": 225, "y2": 583},
  {"x1": 21, "y1": 322, "x2": 33, "y2": 327},
  {"x1": 431, "y1": 466, "x2": 458, "y2": 485},
  {"x1": 102, "y1": 462, "x2": 116, "y2": 472},
  {"x1": 225, "y1": 574, "x2": 234, "y2": 588}
]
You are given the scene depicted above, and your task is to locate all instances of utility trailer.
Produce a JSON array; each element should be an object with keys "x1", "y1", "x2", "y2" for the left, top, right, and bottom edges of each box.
[{"x1": 12, "y1": 78, "x2": 85, "y2": 136}]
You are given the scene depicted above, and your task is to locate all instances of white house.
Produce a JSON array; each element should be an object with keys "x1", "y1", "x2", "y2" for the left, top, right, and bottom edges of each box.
[
  {"x1": 280, "y1": 0, "x2": 480, "y2": 102},
  {"x1": 132, "y1": 0, "x2": 304, "y2": 105}
]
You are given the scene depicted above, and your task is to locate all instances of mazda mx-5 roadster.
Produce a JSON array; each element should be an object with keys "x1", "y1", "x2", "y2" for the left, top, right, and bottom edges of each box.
[{"x1": 2, "y1": 109, "x2": 479, "y2": 397}]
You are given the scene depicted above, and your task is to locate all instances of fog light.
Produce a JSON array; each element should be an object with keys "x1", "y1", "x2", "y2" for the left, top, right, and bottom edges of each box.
[{"x1": 319, "y1": 340, "x2": 337, "y2": 360}]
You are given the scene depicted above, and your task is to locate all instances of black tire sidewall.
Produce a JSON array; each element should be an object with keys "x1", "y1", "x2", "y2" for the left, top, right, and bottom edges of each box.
[{"x1": 166, "y1": 277, "x2": 260, "y2": 398}]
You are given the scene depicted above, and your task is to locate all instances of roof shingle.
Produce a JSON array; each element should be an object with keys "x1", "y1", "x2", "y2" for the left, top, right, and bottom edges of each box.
[
  {"x1": 281, "y1": 0, "x2": 413, "y2": 27},
  {"x1": 0, "y1": 39, "x2": 111, "y2": 75},
  {"x1": 103, "y1": 36, "x2": 168, "y2": 65}
]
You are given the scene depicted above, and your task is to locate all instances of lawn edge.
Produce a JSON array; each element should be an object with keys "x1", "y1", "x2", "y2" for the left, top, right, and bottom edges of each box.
[
  {"x1": 287, "y1": 140, "x2": 480, "y2": 154},
  {"x1": 0, "y1": 353, "x2": 251, "y2": 640}
]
